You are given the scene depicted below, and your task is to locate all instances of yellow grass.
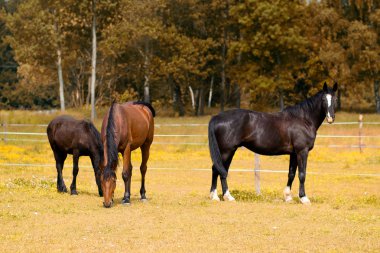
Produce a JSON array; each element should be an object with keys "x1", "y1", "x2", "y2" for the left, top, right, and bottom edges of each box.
[{"x1": 0, "y1": 110, "x2": 379, "y2": 252}]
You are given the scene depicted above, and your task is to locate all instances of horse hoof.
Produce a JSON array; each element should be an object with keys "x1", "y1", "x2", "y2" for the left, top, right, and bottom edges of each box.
[
  {"x1": 210, "y1": 190, "x2": 220, "y2": 201},
  {"x1": 140, "y1": 198, "x2": 148, "y2": 203},
  {"x1": 300, "y1": 196, "x2": 311, "y2": 205},
  {"x1": 121, "y1": 198, "x2": 131, "y2": 205},
  {"x1": 223, "y1": 190, "x2": 235, "y2": 201},
  {"x1": 283, "y1": 187, "x2": 293, "y2": 203},
  {"x1": 58, "y1": 186, "x2": 68, "y2": 193},
  {"x1": 70, "y1": 190, "x2": 78, "y2": 195}
]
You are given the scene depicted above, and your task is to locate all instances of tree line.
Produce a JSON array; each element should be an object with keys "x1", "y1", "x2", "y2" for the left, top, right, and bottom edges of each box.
[{"x1": 0, "y1": 0, "x2": 379, "y2": 116}]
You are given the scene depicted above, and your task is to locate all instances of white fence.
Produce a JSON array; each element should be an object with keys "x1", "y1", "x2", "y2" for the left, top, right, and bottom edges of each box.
[{"x1": 1, "y1": 121, "x2": 380, "y2": 194}]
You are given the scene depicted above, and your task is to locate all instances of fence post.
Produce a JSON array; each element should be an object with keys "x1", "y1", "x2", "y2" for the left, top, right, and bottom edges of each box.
[
  {"x1": 254, "y1": 153, "x2": 261, "y2": 195},
  {"x1": 2, "y1": 122, "x2": 7, "y2": 143},
  {"x1": 359, "y1": 114, "x2": 363, "y2": 153}
]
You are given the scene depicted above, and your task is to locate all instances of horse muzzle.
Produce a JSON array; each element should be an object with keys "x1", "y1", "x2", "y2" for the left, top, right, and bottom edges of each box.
[
  {"x1": 326, "y1": 117, "x2": 334, "y2": 124},
  {"x1": 103, "y1": 200, "x2": 113, "y2": 208}
]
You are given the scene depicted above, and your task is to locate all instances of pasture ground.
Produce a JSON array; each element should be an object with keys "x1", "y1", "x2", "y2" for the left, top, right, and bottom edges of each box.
[{"x1": 0, "y1": 110, "x2": 379, "y2": 252}]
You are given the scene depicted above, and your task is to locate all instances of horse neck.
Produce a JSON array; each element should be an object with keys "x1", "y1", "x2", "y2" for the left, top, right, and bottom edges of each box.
[
  {"x1": 287, "y1": 92, "x2": 325, "y2": 131},
  {"x1": 303, "y1": 93, "x2": 325, "y2": 131}
]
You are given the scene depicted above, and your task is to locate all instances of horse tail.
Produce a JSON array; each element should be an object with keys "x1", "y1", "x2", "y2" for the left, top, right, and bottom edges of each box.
[
  {"x1": 86, "y1": 121, "x2": 104, "y2": 166},
  {"x1": 133, "y1": 101, "x2": 156, "y2": 117},
  {"x1": 104, "y1": 102, "x2": 118, "y2": 178},
  {"x1": 208, "y1": 118, "x2": 228, "y2": 179}
]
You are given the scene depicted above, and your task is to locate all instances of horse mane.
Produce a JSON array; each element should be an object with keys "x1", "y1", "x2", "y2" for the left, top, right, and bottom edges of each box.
[
  {"x1": 133, "y1": 101, "x2": 156, "y2": 117},
  {"x1": 103, "y1": 102, "x2": 119, "y2": 180},
  {"x1": 283, "y1": 91, "x2": 323, "y2": 118},
  {"x1": 84, "y1": 120, "x2": 104, "y2": 166}
]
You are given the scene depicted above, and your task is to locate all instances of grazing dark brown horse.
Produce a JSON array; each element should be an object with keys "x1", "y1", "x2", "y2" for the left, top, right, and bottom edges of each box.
[
  {"x1": 209, "y1": 82, "x2": 338, "y2": 204},
  {"x1": 47, "y1": 116, "x2": 103, "y2": 196},
  {"x1": 100, "y1": 101, "x2": 155, "y2": 208}
]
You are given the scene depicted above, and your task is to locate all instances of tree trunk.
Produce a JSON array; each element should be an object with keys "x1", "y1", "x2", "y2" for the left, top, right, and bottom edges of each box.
[
  {"x1": 196, "y1": 87, "x2": 204, "y2": 116},
  {"x1": 374, "y1": 80, "x2": 380, "y2": 113},
  {"x1": 86, "y1": 76, "x2": 91, "y2": 105},
  {"x1": 170, "y1": 75, "x2": 184, "y2": 116},
  {"x1": 56, "y1": 48, "x2": 65, "y2": 111},
  {"x1": 189, "y1": 86, "x2": 195, "y2": 109},
  {"x1": 54, "y1": 11, "x2": 65, "y2": 111},
  {"x1": 220, "y1": 28, "x2": 226, "y2": 112},
  {"x1": 337, "y1": 89, "x2": 341, "y2": 111},
  {"x1": 208, "y1": 76, "x2": 214, "y2": 107},
  {"x1": 90, "y1": 0, "x2": 97, "y2": 121},
  {"x1": 143, "y1": 41, "x2": 150, "y2": 103}
]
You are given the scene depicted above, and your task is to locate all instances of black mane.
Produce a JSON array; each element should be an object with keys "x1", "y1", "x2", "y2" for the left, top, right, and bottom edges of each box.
[
  {"x1": 84, "y1": 120, "x2": 104, "y2": 166},
  {"x1": 104, "y1": 102, "x2": 119, "y2": 178},
  {"x1": 283, "y1": 91, "x2": 324, "y2": 119}
]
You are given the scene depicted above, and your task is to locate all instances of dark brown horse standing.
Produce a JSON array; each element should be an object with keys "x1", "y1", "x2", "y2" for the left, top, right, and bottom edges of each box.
[
  {"x1": 47, "y1": 116, "x2": 103, "y2": 196},
  {"x1": 209, "y1": 83, "x2": 338, "y2": 204},
  {"x1": 100, "y1": 101, "x2": 155, "y2": 208}
]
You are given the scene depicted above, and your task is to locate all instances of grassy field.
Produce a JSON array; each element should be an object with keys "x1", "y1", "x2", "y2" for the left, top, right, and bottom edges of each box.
[{"x1": 0, "y1": 110, "x2": 379, "y2": 252}]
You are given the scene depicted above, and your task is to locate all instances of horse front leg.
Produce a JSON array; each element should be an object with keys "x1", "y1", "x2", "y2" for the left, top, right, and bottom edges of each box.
[
  {"x1": 121, "y1": 144, "x2": 132, "y2": 205},
  {"x1": 54, "y1": 151, "x2": 67, "y2": 193},
  {"x1": 284, "y1": 153, "x2": 297, "y2": 203},
  {"x1": 297, "y1": 149, "x2": 311, "y2": 205},
  {"x1": 139, "y1": 143, "x2": 151, "y2": 202},
  {"x1": 70, "y1": 151, "x2": 79, "y2": 195},
  {"x1": 90, "y1": 155, "x2": 103, "y2": 197}
]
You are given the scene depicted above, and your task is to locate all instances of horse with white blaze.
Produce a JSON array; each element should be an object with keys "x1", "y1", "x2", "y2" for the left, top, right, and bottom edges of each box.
[{"x1": 208, "y1": 82, "x2": 338, "y2": 204}]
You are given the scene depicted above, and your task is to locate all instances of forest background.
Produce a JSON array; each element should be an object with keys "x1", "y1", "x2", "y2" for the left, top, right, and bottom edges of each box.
[{"x1": 0, "y1": 0, "x2": 379, "y2": 117}]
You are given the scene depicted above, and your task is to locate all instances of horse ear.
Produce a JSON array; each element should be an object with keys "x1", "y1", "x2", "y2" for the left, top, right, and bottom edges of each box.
[
  {"x1": 323, "y1": 82, "x2": 328, "y2": 92},
  {"x1": 333, "y1": 82, "x2": 338, "y2": 92}
]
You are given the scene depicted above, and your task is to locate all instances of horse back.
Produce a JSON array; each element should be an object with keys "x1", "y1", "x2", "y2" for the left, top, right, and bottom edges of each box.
[
  {"x1": 211, "y1": 109, "x2": 315, "y2": 155},
  {"x1": 47, "y1": 115, "x2": 100, "y2": 155},
  {"x1": 102, "y1": 103, "x2": 154, "y2": 151}
]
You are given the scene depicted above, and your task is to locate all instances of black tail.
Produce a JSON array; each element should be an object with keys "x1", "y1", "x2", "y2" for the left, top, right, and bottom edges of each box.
[
  {"x1": 86, "y1": 121, "x2": 104, "y2": 166},
  {"x1": 208, "y1": 118, "x2": 228, "y2": 179},
  {"x1": 104, "y1": 103, "x2": 118, "y2": 179},
  {"x1": 133, "y1": 101, "x2": 156, "y2": 117}
]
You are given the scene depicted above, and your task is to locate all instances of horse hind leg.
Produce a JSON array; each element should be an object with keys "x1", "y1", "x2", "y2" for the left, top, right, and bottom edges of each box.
[
  {"x1": 139, "y1": 143, "x2": 151, "y2": 202},
  {"x1": 210, "y1": 166, "x2": 220, "y2": 201},
  {"x1": 70, "y1": 151, "x2": 79, "y2": 195},
  {"x1": 284, "y1": 153, "x2": 297, "y2": 203},
  {"x1": 220, "y1": 149, "x2": 236, "y2": 201},
  {"x1": 54, "y1": 151, "x2": 67, "y2": 193}
]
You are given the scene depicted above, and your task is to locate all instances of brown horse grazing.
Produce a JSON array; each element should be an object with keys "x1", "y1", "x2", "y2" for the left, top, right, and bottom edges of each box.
[
  {"x1": 100, "y1": 101, "x2": 155, "y2": 208},
  {"x1": 47, "y1": 116, "x2": 103, "y2": 196}
]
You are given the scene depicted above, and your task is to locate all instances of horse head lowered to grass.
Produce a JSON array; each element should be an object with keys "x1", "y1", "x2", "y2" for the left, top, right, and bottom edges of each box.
[
  {"x1": 208, "y1": 82, "x2": 338, "y2": 204},
  {"x1": 100, "y1": 101, "x2": 155, "y2": 208}
]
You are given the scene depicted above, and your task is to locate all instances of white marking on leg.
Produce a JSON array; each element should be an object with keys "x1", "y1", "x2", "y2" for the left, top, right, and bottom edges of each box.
[
  {"x1": 300, "y1": 196, "x2": 311, "y2": 205},
  {"x1": 283, "y1": 186, "x2": 293, "y2": 202},
  {"x1": 210, "y1": 189, "x2": 220, "y2": 201},
  {"x1": 223, "y1": 190, "x2": 235, "y2": 201}
]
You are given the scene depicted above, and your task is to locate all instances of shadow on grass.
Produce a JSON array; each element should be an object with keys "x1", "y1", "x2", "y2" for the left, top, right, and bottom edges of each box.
[{"x1": 228, "y1": 189, "x2": 327, "y2": 204}]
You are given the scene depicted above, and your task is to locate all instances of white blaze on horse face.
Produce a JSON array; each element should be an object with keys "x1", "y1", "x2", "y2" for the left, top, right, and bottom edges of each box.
[
  {"x1": 325, "y1": 94, "x2": 333, "y2": 122},
  {"x1": 326, "y1": 94, "x2": 332, "y2": 108}
]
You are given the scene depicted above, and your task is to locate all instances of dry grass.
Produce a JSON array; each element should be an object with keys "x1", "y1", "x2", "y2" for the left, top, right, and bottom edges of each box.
[{"x1": 0, "y1": 110, "x2": 379, "y2": 252}]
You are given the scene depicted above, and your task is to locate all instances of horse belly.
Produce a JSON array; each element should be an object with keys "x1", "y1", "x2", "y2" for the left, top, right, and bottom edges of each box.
[{"x1": 244, "y1": 143, "x2": 292, "y2": 156}]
